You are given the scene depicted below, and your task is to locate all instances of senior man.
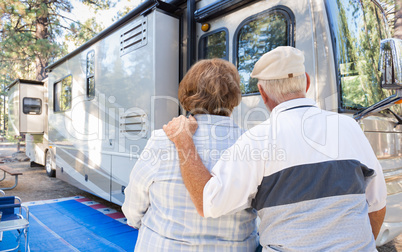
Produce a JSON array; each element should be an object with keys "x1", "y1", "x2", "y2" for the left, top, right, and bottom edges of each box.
[{"x1": 163, "y1": 46, "x2": 387, "y2": 251}]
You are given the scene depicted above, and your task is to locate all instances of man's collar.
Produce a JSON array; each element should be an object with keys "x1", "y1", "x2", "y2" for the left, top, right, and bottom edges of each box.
[{"x1": 271, "y1": 98, "x2": 317, "y2": 115}]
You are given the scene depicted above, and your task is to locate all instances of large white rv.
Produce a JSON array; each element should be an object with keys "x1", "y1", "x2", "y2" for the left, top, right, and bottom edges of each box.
[{"x1": 8, "y1": 0, "x2": 402, "y2": 246}]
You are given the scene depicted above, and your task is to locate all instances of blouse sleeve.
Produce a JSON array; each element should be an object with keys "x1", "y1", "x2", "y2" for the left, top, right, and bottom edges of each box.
[{"x1": 122, "y1": 133, "x2": 161, "y2": 228}]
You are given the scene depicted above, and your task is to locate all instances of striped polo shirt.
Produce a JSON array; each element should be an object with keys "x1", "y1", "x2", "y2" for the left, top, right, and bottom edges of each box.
[{"x1": 203, "y1": 98, "x2": 387, "y2": 251}]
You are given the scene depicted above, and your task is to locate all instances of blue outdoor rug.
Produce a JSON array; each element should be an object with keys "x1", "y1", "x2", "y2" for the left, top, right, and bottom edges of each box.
[{"x1": 0, "y1": 196, "x2": 138, "y2": 251}]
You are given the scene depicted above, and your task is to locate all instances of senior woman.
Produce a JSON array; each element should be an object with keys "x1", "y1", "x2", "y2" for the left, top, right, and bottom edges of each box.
[{"x1": 122, "y1": 59, "x2": 258, "y2": 251}]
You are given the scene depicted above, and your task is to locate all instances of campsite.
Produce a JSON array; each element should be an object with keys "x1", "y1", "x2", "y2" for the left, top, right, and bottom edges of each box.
[
  {"x1": 1, "y1": 0, "x2": 402, "y2": 251},
  {"x1": 0, "y1": 142, "x2": 138, "y2": 251}
]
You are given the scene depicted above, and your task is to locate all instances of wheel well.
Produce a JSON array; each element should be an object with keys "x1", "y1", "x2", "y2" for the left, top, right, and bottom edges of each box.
[
  {"x1": 44, "y1": 149, "x2": 49, "y2": 160},
  {"x1": 44, "y1": 149, "x2": 52, "y2": 164}
]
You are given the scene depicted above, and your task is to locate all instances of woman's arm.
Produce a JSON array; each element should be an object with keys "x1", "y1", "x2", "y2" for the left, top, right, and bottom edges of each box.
[{"x1": 121, "y1": 137, "x2": 159, "y2": 228}]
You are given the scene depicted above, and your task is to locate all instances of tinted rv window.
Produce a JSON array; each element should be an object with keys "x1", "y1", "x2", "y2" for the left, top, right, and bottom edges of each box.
[
  {"x1": 23, "y1": 98, "x2": 42, "y2": 115},
  {"x1": 87, "y1": 50, "x2": 95, "y2": 99},
  {"x1": 326, "y1": 0, "x2": 399, "y2": 111},
  {"x1": 199, "y1": 29, "x2": 228, "y2": 60},
  {"x1": 236, "y1": 10, "x2": 293, "y2": 95},
  {"x1": 54, "y1": 75, "x2": 72, "y2": 112}
]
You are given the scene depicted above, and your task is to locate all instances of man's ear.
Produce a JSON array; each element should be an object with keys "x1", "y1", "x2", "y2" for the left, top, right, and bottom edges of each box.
[
  {"x1": 258, "y1": 84, "x2": 269, "y2": 105},
  {"x1": 305, "y1": 72, "x2": 311, "y2": 92}
]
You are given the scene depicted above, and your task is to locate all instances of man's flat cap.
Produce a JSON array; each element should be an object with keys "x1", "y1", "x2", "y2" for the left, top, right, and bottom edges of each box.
[{"x1": 251, "y1": 46, "x2": 305, "y2": 80}]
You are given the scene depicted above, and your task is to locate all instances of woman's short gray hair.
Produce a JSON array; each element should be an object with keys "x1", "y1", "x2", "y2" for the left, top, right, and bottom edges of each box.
[{"x1": 258, "y1": 74, "x2": 307, "y2": 104}]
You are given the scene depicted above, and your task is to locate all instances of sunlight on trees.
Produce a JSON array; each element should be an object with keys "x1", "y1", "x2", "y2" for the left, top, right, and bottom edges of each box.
[
  {"x1": 329, "y1": 0, "x2": 401, "y2": 114},
  {"x1": 0, "y1": 0, "x2": 116, "y2": 84},
  {"x1": 237, "y1": 13, "x2": 288, "y2": 94}
]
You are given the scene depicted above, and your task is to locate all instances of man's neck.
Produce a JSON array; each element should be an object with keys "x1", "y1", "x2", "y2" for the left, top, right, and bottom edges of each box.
[{"x1": 268, "y1": 95, "x2": 306, "y2": 111}]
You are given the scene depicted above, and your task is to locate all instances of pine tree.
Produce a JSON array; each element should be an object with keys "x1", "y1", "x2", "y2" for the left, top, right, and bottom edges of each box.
[{"x1": 0, "y1": 0, "x2": 114, "y2": 83}]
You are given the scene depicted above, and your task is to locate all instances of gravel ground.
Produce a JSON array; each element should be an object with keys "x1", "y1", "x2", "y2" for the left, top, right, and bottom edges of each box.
[
  {"x1": 0, "y1": 142, "x2": 400, "y2": 251},
  {"x1": 382, "y1": 237, "x2": 402, "y2": 252}
]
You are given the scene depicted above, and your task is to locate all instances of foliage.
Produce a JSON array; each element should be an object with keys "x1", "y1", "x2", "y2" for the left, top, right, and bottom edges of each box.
[
  {"x1": 54, "y1": 75, "x2": 72, "y2": 111},
  {"x1": 331, "y1": 0, "x2": 401, "y2": 114},
  {"x1": 113, "y1": 5, "x2": 132, "y2": 21},
  {"x1": 0, "y1": 0, "x2": 114, "y2": 84},
  {"x1": 5, "y1": 134, "x2": 19, "y2": 143},
  {"x1": 201, "y1": 30, "x2": 227, "y2": 60},
  {"x1": 380, "y1": 0, "x2": 398, "y2": 36},
  {"x1": 113, "y1": 0, "x2": 143, "y2": 21},
  {"x1": 0, "y1": 0, "x2": 121, "y2": 136},
  {"x1": 237, "y1": 13, "x2": 288, "y2": 94},
  {"x1": 64, "y1": 17, "x2": 104, "y2": 47},
  {"x1": 60, "y1": 75, "x2": 72, "y2": 111}
]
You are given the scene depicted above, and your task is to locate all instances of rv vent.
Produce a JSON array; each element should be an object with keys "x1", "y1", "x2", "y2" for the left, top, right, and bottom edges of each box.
[
  {"x1": 119, "y1": 113, "x2": 147, "y2": 137},
  {"x1": 120, "y1": 17, "x2": 148, "y2": 56}
]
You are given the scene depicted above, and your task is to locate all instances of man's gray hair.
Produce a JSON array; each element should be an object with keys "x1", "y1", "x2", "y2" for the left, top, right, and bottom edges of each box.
[{"x1": 258, "y1": 74, "x2": 307, "y2": 104}]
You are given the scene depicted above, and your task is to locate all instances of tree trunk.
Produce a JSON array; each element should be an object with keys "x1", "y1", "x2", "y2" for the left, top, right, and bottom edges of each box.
[
  {"x1": 395, "y1": 0, "x2": 402, "y2": 39},
  {"x1": 35, "y1": 1, "x2": 49, "y2": 81},
  {"x1": 3, "y1": 95, "x2": 5, "y2": 134}
]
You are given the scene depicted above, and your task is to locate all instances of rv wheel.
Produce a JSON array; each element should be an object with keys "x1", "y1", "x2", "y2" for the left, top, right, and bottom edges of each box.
[{"x1": 45, "y1": 150, "x2": 56, "y2": 177}]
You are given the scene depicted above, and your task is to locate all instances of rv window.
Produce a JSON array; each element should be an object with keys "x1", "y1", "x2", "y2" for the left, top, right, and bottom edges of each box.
[
  {"x1": 326, "y1": 0, "x2": 401, "y2": 114},
  {"x1": 236, "y1": 9, "x2": 293, "y2": 95},
  {"x1": 86, "y1": 50, "x2": 95, "y2": 99},
  {"x1": 23, "y1": 98, "x2": 42, "y2": 115},
  {"x1": 199, "y1": 29, "x2": 228, "y2": 60},
  {"x1": 54, "y1": 75, "x2": 72, "y2": 112}
]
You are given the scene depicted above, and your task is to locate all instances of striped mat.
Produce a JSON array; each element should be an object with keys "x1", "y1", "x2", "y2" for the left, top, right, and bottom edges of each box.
[{"x1": 0, "y1": 196, "x2": 138, "y2": 251}]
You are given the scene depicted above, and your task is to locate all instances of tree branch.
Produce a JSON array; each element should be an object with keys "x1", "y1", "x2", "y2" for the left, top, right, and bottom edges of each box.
[
  {"x1": 56, "y1": 24, "x2": 75, "y2": 32},
  {"x1": 0, "y1": 59, "x2": 32, "y2": 63},
  {"x1": 52, "y1": 13, "x2": 80, "y2": 24}
]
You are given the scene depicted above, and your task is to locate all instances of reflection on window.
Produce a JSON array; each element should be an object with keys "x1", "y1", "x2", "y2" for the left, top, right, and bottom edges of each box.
[
  {"x1": 326, "y1": 0, "x2": 401, "y2": 114},
  {"x1": 199, "y1": 30, "x2": 228, "y2": 59},
  {"x1": 237, "y1": 12, "x2": 289, "y2": 95},
  {"x1": 54, "y1": 75, "x2": 72, "y2": 112},
  {"x1": 23, "y1": 98, "x2": 42, "y2": 115},
  {"x1": 87, "y1": 50, "x2": 95, "y2": 99}
]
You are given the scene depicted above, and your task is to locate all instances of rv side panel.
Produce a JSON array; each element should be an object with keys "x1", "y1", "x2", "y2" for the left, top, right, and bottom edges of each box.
[
  {"x1": 8, "y1": 84, "x2": 20, "y2": 137},
  {"x1": 47, "y1": 9, "x2": 180, "y2": 204}
]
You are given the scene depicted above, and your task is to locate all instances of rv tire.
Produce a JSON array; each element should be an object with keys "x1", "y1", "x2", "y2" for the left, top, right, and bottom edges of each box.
[{"x1": 45, "y1": 150, "x2": 56, "y2": 177}]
